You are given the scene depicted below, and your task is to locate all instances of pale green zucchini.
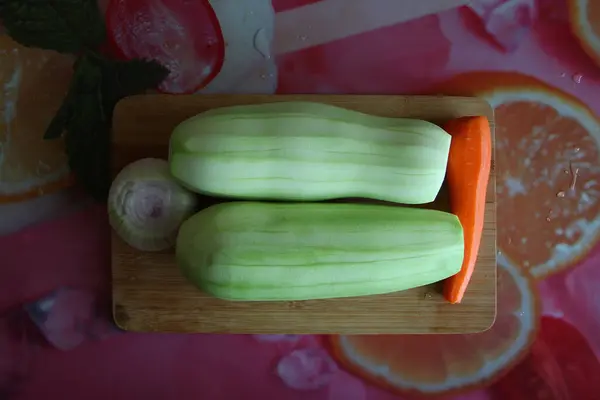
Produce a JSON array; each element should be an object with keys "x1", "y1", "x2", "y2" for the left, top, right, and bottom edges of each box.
[
  {"x1": 169, "y1": 102, "x2": 451, "y2": 204},
  {"x1": 176, "y1": 202, "x2": 464, "y2": 301}
]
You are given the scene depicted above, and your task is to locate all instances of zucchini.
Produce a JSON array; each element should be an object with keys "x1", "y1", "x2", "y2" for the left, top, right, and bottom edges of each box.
[
  {"x1": 169, "y1": 102, "x2": 451, "y2": 204},
  {"x1": 176, "y1": 202, "x2": 464, "y2": 301}
]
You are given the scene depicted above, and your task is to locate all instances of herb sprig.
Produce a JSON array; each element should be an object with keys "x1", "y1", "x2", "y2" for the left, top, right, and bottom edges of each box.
[{"x1": 0, "y1": 0, "x2": 169, "y2": 200}]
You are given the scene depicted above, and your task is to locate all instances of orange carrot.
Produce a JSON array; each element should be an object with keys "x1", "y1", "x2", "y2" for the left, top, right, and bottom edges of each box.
[{"x1": 443, "y1": 116, "x2": 492, "y2": 304}]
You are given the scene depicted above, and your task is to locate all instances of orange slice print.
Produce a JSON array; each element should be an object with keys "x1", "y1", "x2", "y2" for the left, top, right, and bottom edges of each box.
[
  {"x1": 569, "y1": 0, "x2": 600, "y2": 66},
  {"x1": 0, "y1": 35, "x2": 75, "y2": 203},
  {"x1": 432, "y1": 71, "x2": 600, "y2": 279},
  {"x1": 329, "y1": 259, "x2": 540, "y2": 397}
]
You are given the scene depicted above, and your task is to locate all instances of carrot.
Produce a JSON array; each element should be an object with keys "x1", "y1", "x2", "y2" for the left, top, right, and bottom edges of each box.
[{"x1": 443, "y1": 116, "x2": 492, "y2": 304}]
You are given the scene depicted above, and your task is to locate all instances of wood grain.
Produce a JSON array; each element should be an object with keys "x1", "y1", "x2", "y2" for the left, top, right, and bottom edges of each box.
[{"x1": 112, "y1": 94, "x2": 496, "y2": 334}]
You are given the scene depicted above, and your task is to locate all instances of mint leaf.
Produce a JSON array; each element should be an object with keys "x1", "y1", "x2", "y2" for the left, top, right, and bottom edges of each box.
[
  {"x1": 63, "y1": 55, "x2": 109, "y2": 200},
  {"x1": 64, "y1": 57, "x2": 110, "y2": 201},
  {"x1": 51, "y1": 54, "x2": 168, "y2": 200},
  {"x1": 2, "y1": 0, "x2": 169, "y2": 201},
  {"x1": 0, "y1": 0, "x2": 106, "y2": 53},
  {"x1": 99, "y1": 58, "x2": 170, "y2": 117},
  {"x1": 43, "y1": 99, "x2": 72, "y2": 139},
  {"x1": 65, "y1": 117, "x2": 111, "y2": 201},
  {"x1": 44, "y1": 54, "x2": 103, "y2": 139},
  {"x1": 106, "y1": 59, "x2": 170, "y2": 98}
]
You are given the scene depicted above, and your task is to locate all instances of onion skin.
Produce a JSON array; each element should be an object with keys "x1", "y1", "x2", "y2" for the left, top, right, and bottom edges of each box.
[{"x1": 109, "y1": 158, "x2": 197, "y2": 251}]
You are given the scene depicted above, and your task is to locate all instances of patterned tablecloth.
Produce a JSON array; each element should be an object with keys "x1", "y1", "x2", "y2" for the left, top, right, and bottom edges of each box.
[{"x1": 1, "y1": 0, "x2": 600, "y2": 399}]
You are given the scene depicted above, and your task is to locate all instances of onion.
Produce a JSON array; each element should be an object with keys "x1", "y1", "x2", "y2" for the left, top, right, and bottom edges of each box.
[{"x1": 108, "y1": 158, "x2": 197, "y2": 251}]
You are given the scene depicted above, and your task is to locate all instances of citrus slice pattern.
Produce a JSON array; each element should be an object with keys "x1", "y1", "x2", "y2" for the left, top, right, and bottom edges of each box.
[
  {"x1": 569, "y1": 0, "x2": 600, "y2": 66},
  {"x1": 105, "y1": 0, "x2": 225, "y2": 94},
  {"x1": 0, "y1": 35, "x2": 75, "y2": 203},
  {"x1": 432, "y1": 72, "x2": 600, "y2": 279},
  {"x1": 329, "y1": 259, "x2": 540, "y2": 397},
  {"x1": 490, "y1": 316, "x2": 600, "y2": 399}
]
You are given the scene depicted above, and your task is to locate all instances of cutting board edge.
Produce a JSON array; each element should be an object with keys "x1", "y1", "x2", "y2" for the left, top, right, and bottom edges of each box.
[{"x1": 111, "y1": 94, "x2": 497, "y2": 334}]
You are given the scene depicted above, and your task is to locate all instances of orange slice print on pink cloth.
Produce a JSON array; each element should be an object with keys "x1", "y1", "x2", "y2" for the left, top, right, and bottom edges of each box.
[
  {"x1": 0, "y1": 35, "x2": 75, "y2": 203},
  {"x1": 490, "y1": 316, "x2": 600, "y2": 400},
  {"x1": 570, "y1": 0, "x2": 600, "y2": 66},
  {"x1": 432, "y1": 72, "x2": 600, "y2": 279},
  {"x1": 329, "y1": 260, "x2": 540, "y2": 397}
]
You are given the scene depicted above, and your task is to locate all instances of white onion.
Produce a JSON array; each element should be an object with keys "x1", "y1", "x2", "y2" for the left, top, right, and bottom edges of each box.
[{"x1": 108, "y1": 158, "x2": 197, "y2": 251}]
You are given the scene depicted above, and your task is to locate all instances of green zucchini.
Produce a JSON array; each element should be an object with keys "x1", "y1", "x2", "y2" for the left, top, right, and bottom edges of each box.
[
  {"x1": 169, "y1": 102, "x2": 451, "y2": 204},
  {"x1": 176, "y1": 202, "x2": 464, "y2": 301}
]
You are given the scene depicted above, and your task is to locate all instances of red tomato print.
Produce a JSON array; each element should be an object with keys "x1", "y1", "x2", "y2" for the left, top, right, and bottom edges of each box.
[
  {"x1": 272, "y1": 0, "x2": 322, "y2": 12},
  {"x1": 105, "y1": 0, "x2": 225, "y2": 93}
]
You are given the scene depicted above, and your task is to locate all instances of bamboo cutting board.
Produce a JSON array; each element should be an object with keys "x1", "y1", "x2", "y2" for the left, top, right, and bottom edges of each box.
[{"x1": 111, "y1": 94, "x2": 496, "y2": 334}]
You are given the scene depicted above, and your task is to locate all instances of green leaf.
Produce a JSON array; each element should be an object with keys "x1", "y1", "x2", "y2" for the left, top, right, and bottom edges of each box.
[
  {"x1": 66, "y1": 59, "x2": 109, "y2": 200},
  {"x1": 43, "y1": 99, "x2": 72, "y2": 139},
  {"x1": 59, "y1": 55, "x2": 168, "y2": 201},
  {"x1": 102, "y1": 58, "x2": 170, "y2": 102},
  {"x1": 65, "y1": 119, "x2": 111, "y2": 201},
  {"x1": 99, "y1": 58, "x2": 169, "y2": 129},
  {"x1": 73, "y1": 54, "x2": 104, "y2": 92},
  {"x1": 0, "y1": 0, "x2": 106, "y2": 54},
  {"x1": 44, "y1": 53, "x2": 103, "y2": 139},
  {"x1": 2, "y1": 0, "x2": 170, "y2": 200},
  {"x1": 113, "y1": 59, "x2": 170, "y2": 95}
]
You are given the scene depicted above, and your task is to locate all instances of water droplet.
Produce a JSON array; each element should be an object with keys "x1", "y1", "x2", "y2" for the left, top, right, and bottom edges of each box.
[
  {"x1": 253, "y1": 28, "x2": 271, "y2": 59},
  {"x1": 556, "y1": 191, "x2": 566, "y2": 198},
  {"x1": 298, "y1": 35, "x2": 308, "y2": 41},
  {"x1": 560, "y1": 72, "x2": 566, "y2": 78},
  {"x1": 572, "y1": 73, "x2": 583, "y2": 84},
  {"x1": 424, "y1": 292, "x2": 433, "y2": 299},
  {"x1": 564, "y1": 169, "x2": 570, "y2": 174},
  {"x1": 569, "y1": 163, "x2": 580, "y2": 190},
  {"x1": 574, "y1": 147, "x2": 580, "y2": 153},
  {"x1": 508, "y1": 237, "x2": 513, "y2": 244}
]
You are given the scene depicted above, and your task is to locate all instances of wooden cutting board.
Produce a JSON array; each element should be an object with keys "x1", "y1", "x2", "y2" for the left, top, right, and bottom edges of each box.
[{"x1": 111, "y1": 94, "x2": 496, "y2": 334}]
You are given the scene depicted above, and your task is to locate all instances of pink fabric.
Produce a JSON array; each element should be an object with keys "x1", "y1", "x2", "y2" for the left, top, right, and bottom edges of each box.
[
  {"x1": 276, "y1": 348, "x2": 339, "y2": 391},
  {"x1": 2, "y1": 0, "x2": 600, "y2": 399},
  {"x1": 0, "y1": 205, "x2": 109, "y2": 312},
  {"x1": 25, "y1": 287, "x2": 119, "y2": 350}
]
